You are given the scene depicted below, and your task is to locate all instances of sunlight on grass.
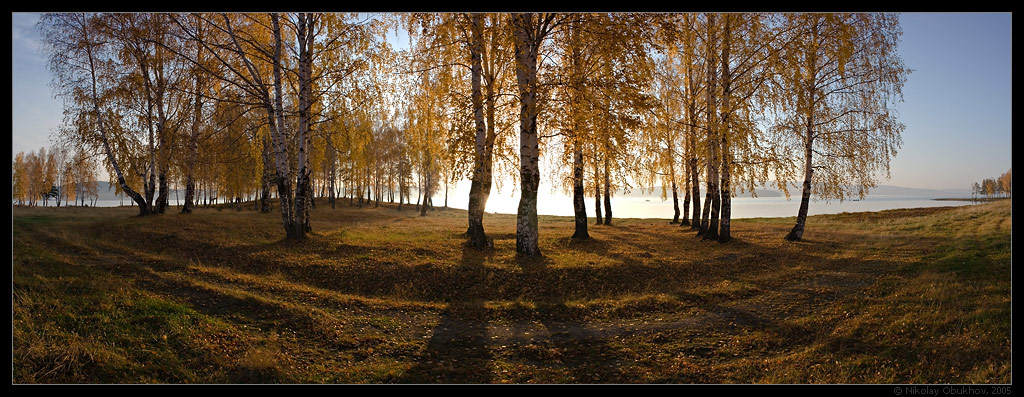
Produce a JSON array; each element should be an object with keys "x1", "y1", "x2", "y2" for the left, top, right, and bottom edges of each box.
[{"x1": 12, "y1": 200, "x2": 1011, "y2": 383}]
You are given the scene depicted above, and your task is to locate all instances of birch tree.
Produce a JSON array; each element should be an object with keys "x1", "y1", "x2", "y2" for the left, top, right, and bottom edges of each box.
[
  {"x1": 550, "y1": 13, "x2": 655, "y2": 236},
  {"x1": 512, "y1": 13, "x2": 563, "y2": 256},
  {"x1": 775, "y1": 13, "x2": 908, "y2": 241},
  {"x1": 712, "y1": 13, "x2": 790, "y2": 243},
  {"x1": 402, "y1": 13, "x2": 514, "y2": 247},
  {"x1": 680, "y1": 14, "x2": 705, "y2": 232},
  {"x1": 40, "y1": 13, "x2": 151, "y2": 215},
  {"x1": 697, "y1": 13, "x2": 720, "y2": 240}
]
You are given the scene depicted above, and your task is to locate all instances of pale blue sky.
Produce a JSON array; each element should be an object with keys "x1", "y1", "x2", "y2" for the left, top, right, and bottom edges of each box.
[
  {"x1": 893, "y1": 12, "x2": 1012, "y2": 191},
  {"x1": 10, "y1": 12, "x2": 1012, "y2": 191}
]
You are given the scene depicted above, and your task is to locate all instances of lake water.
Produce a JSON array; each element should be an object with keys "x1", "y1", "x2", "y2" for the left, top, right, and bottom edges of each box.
[
  {"x1": 575, "y1": 195, "x2": 977, "y2": 220},
  {"x1": 81, "y1": 188, "x2": 977, "y2": 220},
  {"x1": 460, "y1": 191, "x2": 977, "y2": 220}
]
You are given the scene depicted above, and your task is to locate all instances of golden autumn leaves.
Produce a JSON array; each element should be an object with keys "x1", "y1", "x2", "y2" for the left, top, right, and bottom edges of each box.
[{"x1": 37, "y1": 13, "x2": 908, "y2": 248}]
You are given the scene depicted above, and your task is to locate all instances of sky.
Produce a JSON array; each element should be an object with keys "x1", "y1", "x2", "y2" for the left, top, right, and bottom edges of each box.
[{"x1": 10, "y1": 12, "x2": 1012, "y2": 191}]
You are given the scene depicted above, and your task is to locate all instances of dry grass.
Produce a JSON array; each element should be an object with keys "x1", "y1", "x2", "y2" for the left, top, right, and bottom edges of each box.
[{"x1": 11, "y1": 199, "x2": 1011, "y2": 383}]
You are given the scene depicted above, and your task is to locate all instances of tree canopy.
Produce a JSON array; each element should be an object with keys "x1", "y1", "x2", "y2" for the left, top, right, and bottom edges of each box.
[{"x1": 37, "y1": 12, "x2": 911, "y2": 247}]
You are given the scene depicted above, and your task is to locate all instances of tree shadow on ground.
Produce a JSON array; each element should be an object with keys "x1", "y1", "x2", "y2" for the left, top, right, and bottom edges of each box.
[
  {"x1": 391, "y1": 300, "x2": 492, "y2": 383},
  {"x1": 527, "y1": 304, "x2": 628, "y2": 383},
  {"x1": 458, "y1": 243, "x2": 495, "y2": 267},
  {"x1": 554, "y1": 235, "x2": 611, "y2": 256}
]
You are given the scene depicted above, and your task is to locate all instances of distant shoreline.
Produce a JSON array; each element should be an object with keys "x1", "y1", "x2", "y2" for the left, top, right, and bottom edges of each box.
[{"x1": 932, "y1": 197, "x2": 1010, "y2": 202}]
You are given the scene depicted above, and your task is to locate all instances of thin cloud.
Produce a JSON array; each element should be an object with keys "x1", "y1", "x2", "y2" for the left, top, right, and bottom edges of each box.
[{"x1": 11, "y1": 13, "x2": 45, "y2": 64}]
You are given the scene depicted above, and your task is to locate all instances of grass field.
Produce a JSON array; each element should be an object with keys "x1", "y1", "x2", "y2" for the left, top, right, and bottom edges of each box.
[{"x1": 11, "y1": 199, "x2": 1012, "y2": 383}]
